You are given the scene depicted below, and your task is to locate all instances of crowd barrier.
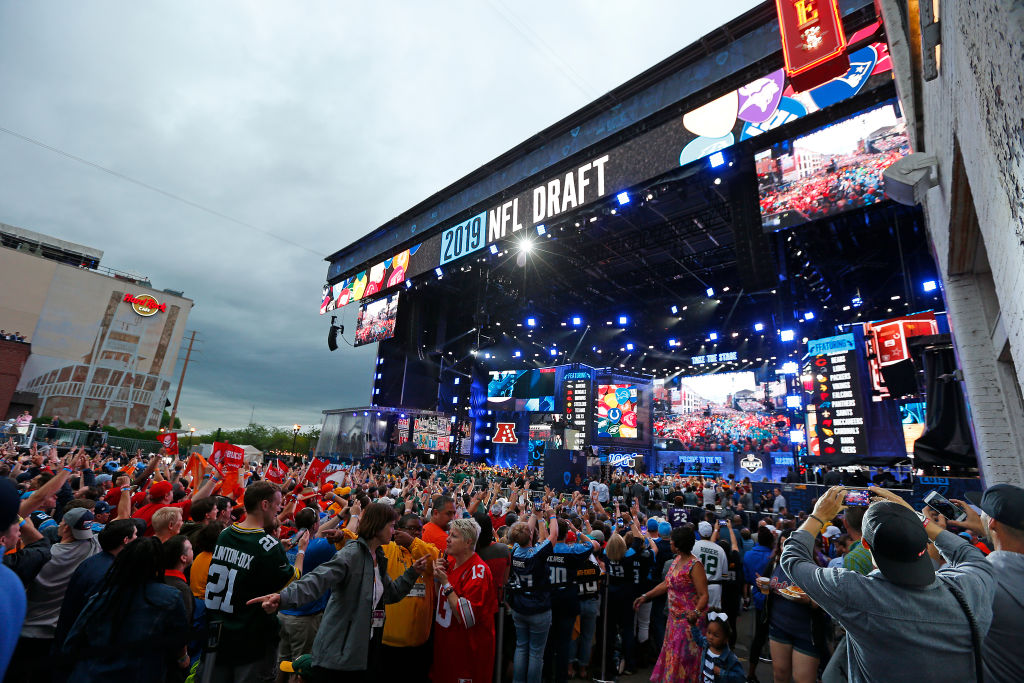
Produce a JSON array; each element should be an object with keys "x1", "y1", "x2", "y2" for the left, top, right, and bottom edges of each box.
[{"x1": 4, "y1": 425, "x2": 164, "y2": 455}]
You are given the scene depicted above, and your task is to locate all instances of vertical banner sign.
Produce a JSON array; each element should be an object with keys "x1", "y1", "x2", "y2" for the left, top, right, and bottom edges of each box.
[
  {"x1": 775, "y1": 0, "x2": 849, "y2": 92},
  {"x1": 805, "y1": 334, "x2": 869, "y2": 457},
  {"x1": 562, "y1": 371, "x2": 593, "y2": 450}
]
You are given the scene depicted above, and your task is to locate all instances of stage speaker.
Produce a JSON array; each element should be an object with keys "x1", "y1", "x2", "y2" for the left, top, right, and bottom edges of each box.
[{"x1": 730, "y1": 158, "x2": 777, "y2": 292}]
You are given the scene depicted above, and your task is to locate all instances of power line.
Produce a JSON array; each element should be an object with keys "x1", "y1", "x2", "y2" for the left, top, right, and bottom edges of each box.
[
  {"x1": 485, "y1": 0, "x2": 599, "y2": 99},
  {"x1": 0, "y1": 125, "x2": 322, "y2": 257}
]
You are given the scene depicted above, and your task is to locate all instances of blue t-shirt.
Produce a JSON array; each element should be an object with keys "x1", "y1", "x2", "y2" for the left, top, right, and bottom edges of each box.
[
  {"x1": 281, "y1": 537, "x2": 335, "y2": 616},
  {"x1": 0, "y1": 561, "x2": 26, "y2": 675},
  {"x1": 743, "y1": 545, "x2": 772, "y2": 611},
  {"x1": 509, "y1": 539, "x2": 553, "y2": 614}
]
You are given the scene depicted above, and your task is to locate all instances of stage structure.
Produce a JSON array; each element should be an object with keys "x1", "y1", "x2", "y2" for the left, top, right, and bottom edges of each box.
[{"x1": 317, "y1": 1, "x2": 974, "y2": 477}]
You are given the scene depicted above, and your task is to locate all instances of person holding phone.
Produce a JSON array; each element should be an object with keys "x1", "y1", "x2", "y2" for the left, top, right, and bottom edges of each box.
[
  {"x1": 507, "y1": 504, "x2": 558, "y2": 683},
  {"x1": 780, "y1": 486, "x2": 995, "y2": 683},
  {"x1": 947, "y1": 484, "x2": 1024, "y2": 683}
]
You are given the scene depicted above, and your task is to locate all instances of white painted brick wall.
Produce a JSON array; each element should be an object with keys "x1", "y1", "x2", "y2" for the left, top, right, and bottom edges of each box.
[{"x1": 913, "y1": 0, "x2": 1024, "y2": 485}]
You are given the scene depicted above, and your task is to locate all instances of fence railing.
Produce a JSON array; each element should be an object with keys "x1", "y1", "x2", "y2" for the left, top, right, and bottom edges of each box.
[{"x1": 3, "y1": 424, "x2": 162, "y2": 454}]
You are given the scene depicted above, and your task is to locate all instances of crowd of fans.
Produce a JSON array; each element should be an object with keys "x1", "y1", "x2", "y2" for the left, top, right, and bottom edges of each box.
[
  {"x1": 652, "y1": 412, "x2": 791, "y2": 453},
  {"x1": 354, "y1": 311, "x2": 397, "y2": 346},
  {"x1": 0, "y1": 330, "x2": 28, "y2": 343},
  {"x1": 1, "y1": 436, "x2": 1021, "y2": 683},
  {"x1": 757, "y1": 147, "x2": 907, "y2": 222}
]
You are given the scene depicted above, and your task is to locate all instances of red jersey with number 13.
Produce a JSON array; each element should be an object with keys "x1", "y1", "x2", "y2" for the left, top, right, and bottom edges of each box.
[{"x1": 430, "y1": 552, "x2": 497, "y2": 683}]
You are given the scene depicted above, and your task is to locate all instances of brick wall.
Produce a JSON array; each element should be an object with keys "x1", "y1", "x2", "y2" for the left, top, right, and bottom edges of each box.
[
  {"x1": 0, "y1": 339, "x2": 31, "y2": 420},
  {"x1": 915, "y1": 1, "x2": 1024, "y2": 485}
]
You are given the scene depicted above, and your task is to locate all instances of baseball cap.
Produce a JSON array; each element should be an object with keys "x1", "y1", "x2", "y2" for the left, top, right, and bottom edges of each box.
[
  {"x1": 62, "y1": 508, "x2": 96, "y2": 540},
  {"x1": 862, "y1": 501, "x2": 933, "y2": 587},
  {"x1": 280, "y1": 654, "x2": 314, "y2": 680},
  {"x1": 966, "y1": 484, "x2": 1024, "y2": 530},
  {"x1": 95, "y1": 473, "x2": 112, "y2": 484},
  {"x1": 588, "y1": 529, "x2": 605, "y2": 543},
  {"x1": 0, "y1": 478, "x2": 19, "y2": 531},
  {"x1": 149, "y1": 481, "x2": 173, "y2": 501},
  {"x1": 93, "y1": 500, "x2": 113, "y2": 515},
  {"x1": 647, "y1": 518, "x2": 659, "y2": 532},
  {"x1": 822, "y1": 525, "x2": 841, "y2": 539},
  {"x1": 658, "y1": 522, "x2": 672, "y2": 537},
  {"x1": 697, "y1": 521, "x2": 713, "y2": 539}
]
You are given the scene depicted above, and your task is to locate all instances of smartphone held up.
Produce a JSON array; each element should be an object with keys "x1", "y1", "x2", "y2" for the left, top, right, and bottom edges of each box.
[
  {"x1": 923, "y1": 490, "x2": 968, "y2": 522},
  {"x1": 842, "y1": 488, "x2": 871, "y2": 507}
]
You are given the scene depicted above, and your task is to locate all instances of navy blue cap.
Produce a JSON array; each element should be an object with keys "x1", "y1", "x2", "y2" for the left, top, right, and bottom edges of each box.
[{"x1": 967, "y1": 484, "x2": 1024, "y2": 530}]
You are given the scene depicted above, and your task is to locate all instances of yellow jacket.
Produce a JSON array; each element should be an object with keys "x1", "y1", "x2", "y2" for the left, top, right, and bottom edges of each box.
[{"x1": 382, "y1": 537, "x2": 438, "y2": 647}]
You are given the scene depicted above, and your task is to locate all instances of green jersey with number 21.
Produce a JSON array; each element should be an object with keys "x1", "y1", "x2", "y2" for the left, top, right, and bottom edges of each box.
[{"x1": 205, "y1": 524, "x2": 296, "y2": 662}]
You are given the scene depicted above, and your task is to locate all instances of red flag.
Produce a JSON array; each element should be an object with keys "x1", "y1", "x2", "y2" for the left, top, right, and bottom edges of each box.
[
  {"x1": 211, "y1": 442, "x2": 245, "y2": 473},
  {"x1": 159, "y1": 432, "x2": 179, "y2": 455},
  {"x1": 265, "y1": 459, "x2": 285, "y2": 485},
  {"x1": 303, "y1": 457, "x2": 328, "y2": 484}
]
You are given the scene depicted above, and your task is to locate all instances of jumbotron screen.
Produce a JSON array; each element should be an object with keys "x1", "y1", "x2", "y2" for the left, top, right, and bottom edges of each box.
[
  {"x1": 353, "y1": 293, "x2": 399, "y2": 347},
  {"x1": 596, "y1": 384, "x2": 641, "y2": 439},
  {"x1": 756, "y1": 102, "x2": 909, "y2": 230},
  {"x1": 487, "y1": 368, "x2": 556, "y2": 412}
]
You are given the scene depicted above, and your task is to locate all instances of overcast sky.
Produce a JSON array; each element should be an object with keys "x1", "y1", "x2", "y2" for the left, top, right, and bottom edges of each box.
[{"x1": 0, "y1": 0, "x2": 763, "y2": 432}]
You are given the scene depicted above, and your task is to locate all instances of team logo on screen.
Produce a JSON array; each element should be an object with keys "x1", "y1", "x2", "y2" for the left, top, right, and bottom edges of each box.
[
  {"x1": 492, "y1": 423, "x2": 518, "y2": 444},
  {"x1": 740, "y1": 454, "x2": 764, "y2": 473}
]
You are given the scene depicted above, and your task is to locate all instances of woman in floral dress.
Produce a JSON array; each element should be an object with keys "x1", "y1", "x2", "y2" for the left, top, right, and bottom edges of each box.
[{"x1": 634, "y1": 525, "x2": 709, "y2": 683}]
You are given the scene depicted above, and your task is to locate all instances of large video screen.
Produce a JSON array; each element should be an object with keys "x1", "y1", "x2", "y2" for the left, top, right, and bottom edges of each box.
[
  {"x1": 652, "y1": 371, "x2": 790, "y2": 450},
  {"x1": 596, "y1": 384, "x2": 642, "y2": 439},
  {"x1": 353, "y1": 293, "x2": 399, "y2": 347},
  {"x1": 756, "y1": 103, "x2": 909, "y2": 230},
  {"x1": 487, "y1": 368, "x2": 556, "y2": 411}
]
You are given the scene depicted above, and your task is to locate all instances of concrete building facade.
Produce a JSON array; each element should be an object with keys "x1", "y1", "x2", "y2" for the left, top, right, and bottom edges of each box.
[
  {"x1": 0, "y1": 223, "x2": 193, "y2": 430},
  {"x1": 879, "y1": 0, "x2": 1024, "y2": 485}
]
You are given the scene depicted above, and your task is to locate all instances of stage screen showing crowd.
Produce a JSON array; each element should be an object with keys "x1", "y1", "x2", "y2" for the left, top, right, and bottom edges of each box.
[
  {"x1": 652, "y1": 371, "x2": 792, "y2": 452},
  {"x1": 756, "y1": 102, "x2": 909, "y2": 230},
  {"x1": 353, "y1": 293, "x2": 400, "y2": 347}
]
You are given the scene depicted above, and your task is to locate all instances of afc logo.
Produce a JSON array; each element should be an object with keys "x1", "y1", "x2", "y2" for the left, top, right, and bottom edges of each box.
[{"x1": 492, "y1": 423, "x2": 518, "y2": 444}]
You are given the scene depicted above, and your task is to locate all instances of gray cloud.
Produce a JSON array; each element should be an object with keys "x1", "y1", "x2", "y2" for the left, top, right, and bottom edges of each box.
[{"x1": 0, "y1": 0, "x2": 761, "y2": 431}]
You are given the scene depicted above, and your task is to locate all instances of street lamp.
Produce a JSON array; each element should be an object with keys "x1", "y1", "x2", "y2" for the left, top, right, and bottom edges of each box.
[
  {"x1": 292, "y1": 424, "x2": 301, "y2": 454},
  {"x1": 188, "y1": 425, "x2": 195, "y2": 452}
]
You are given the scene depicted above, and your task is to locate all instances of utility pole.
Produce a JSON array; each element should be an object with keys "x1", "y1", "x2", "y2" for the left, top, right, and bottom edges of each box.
[{"x1": 167, "y1": 331, "x2": 197, "y2": 435}]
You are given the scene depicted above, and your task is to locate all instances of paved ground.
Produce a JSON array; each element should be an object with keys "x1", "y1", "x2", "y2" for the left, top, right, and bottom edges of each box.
[{"x1": 612, "y1": 607, "x2": 774, "y2": 683}]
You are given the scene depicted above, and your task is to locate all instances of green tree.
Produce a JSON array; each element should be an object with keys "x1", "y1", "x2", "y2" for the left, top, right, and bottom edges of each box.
[{"x1": 160, "y1": 411, "x2": 182, "y2": 429}]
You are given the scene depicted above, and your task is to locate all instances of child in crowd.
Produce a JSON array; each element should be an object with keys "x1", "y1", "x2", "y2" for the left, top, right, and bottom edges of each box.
[{"x1": 688, "y1": 612, "x2": 745, "y2": 683}]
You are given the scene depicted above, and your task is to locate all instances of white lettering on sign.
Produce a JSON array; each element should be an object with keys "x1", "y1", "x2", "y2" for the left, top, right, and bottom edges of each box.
[
  {"x1": 488, "y1": 198, "x2": 525, "y2": 242},
  {"x1": 831, "y1": 382, "x2": 851, "y2": 390},
  {"x1": 532, "y1": 155, "x2": 608, "y2": 224}
]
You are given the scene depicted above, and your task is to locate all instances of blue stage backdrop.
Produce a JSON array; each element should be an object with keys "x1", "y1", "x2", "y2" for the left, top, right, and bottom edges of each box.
[
  {"x1": 542, "y1": 449, "x2": 589, "y2": 491},
  {"x1": 654, "y1": 450, "x2": 795, "y2": 481},
  {"x1": 749, "y1": 477, "x2": 983, "y2": 516}
]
